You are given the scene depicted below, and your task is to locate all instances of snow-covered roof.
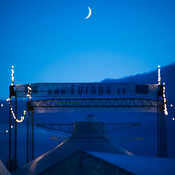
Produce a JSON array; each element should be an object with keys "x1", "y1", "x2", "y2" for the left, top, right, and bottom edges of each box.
[
  {"x1": 87, "y1": 151, "x2": 175, "y2": 175},
  {"x1": 12, "y1": 120, "x2": 132, "y2": 175}
]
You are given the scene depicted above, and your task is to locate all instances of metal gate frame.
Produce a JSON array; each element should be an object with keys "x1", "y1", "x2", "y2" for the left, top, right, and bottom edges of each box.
[{"x1": 8, "y1": 83, "x2": 167, "y2": 170}]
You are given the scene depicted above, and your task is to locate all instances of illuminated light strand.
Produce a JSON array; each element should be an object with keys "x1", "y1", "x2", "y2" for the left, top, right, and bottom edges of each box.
[
  {"x1": 6, "y1": 98, "x2": 10, "y2": 101},
  {"x1": 11, "y1": 66, "x2": 14, "y2": 85},
  {"x1": 27, "y1": 84, "x2": 32, "y2": 100},
  {"x1": 9, "y1": 100, "x2": 26, "y2": 123},
  {"x1": 8, "y1": 66, "x2": 30, "y2": 123},
  {"x1": 8, "y1": 84, "x2": 31, "y2": 123},
  {"x1": 158, "y1": 66, "x2": 168, "y2": 115},
  {"x1": 8, "y1": 83, "x2": 32, "y2": 123},
  {"x1": 163, "y1": 83, "x2": 168, "y2": 116},
  {"x1": 158, "y1": 65, "x2": 161, "y2": 85}
]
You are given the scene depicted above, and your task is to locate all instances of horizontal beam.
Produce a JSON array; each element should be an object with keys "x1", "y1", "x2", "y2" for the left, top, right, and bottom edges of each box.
[
  {"x1": 27, "y1": 98, "x2": 163, "y2": 113},
  {"x1": 37, "y1": 122, "x2": 140, "y2": 134},
  {"x1": 29, "y1": 98, "x2": 162, "y2": 107}
]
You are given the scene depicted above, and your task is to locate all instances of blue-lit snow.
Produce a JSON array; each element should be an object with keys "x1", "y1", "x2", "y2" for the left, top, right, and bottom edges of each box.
[{"x1": 88, "y1": 151, "x2": 175, "y2": 175}]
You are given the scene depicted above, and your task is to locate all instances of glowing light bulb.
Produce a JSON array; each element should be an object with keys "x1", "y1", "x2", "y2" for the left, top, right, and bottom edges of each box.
[
  {"x1": 26, "y1": 84, "x2": 32, "y2": 101},
  {"x1": 6, "y1": 130, "x2": 8, "y2": 133},
  {"x1": 11, "y1": 66, "x2": 15, "y2": 85},
  {"x1": 1, "y1": 104, "x2": 3, "y2": 107},
  {"x1": 9, "y1": 100, "x2": 26, "y2": 123},
  {"x1": 172, "y1": 118, "x2": 175, "y2": 120},
  {"x1": 170, "y1": 104, "x2": 173, "y2": 107},
  {"x1": 162, "y1": 83, "x2": 168, "y2": 116},
  {"x1": 28, "y1": 87, "x2": 32, "y2": 90},
  {"x1": 6, "y1": 98, "x2": 10, "y2": 101},
  {"x1": 158, "y1": 65, "x2": 161, "y2": 85}
]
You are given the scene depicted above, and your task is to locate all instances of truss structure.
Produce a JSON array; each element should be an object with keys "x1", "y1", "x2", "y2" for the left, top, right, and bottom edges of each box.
[
  {"x1": 37, "y1": 123, "x2": 73, "y2": 133},
  {"x1": 157, "y1": 105, "x2": 168, "y2": 157},
  {"x1": 36, "y1": 122, "x2": 140, "y2": 134},
  {"x1": 28, "y1": 98, "x2": 162, "y2": 113},
  {"x1": 29, "y1": 98, "x2": 161, "y2": 108}
]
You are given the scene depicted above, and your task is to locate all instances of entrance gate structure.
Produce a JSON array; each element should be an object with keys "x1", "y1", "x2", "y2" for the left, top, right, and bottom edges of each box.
[{"x1": 9, "y1": 82, "x2": 167, "y2": 169}]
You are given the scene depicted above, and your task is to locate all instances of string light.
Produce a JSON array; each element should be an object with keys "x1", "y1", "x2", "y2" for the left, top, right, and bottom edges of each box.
[
  {"x1": 172, "y1": 118, "x2": 175, "y2": 121},
  {"x1": 8, "y1": 83, "x2": 32, "y2": 123},
  {"x1": 8, "y1": 98, "x2": 26, "y2": 123},
  {"x1": 158, "y1": 65, "x2": 161, "y2": 85},
  {"x1": 170, "y1": 104, "x2": 173, "y2": 107},
  {"x1": 27, "y1": 84, "x2": 32, "y2": 100},
  {"x1": 158, "y1": 66, "x2": 168, "y2": 116},
  {"x1": 11, "y1": 66, "x2": 14, "y2": 85},
  {"x1": 8, "y1": 66, "x2": 32, "y2": 123},
  {"x1": 1, "y1": 104, "x2": 3, "y2": 107},
  {"x1": 163, "y1": 83, "x2": 168, "y2": 116}
]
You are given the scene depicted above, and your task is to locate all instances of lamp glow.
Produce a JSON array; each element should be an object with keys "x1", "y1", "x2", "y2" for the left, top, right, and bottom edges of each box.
[
  {"x1": 158, "y1": 65, "x2": 161, "y2": 85},
  {"x1": 163, "y1": 83, "x2": 168, "y2": 116},
  {"x1": 11, "y1": 66, "x2": 14, "y2": 85},
  {"x1": 9, "y1": 101, "x2": 25, "y2": 123},
  {"x1": 27, "y1": 84, "x2": 32, "y2": 100}
]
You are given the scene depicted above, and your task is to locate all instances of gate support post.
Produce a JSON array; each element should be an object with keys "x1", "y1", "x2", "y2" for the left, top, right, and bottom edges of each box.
[
  {"x1": 27, "y1": 101, "x2": 34, "y2": 163},
  {"x1": 8, "y1": 86, "x2": 18, "y2": 171},
  {"x1": 157, "y1": 86, "x2": 168, "y2": 158}
]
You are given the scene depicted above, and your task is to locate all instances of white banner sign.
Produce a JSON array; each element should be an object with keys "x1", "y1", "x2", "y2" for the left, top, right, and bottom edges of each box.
[{"x1": 15, "y1": 83, "x2": 160, "y2": 100}]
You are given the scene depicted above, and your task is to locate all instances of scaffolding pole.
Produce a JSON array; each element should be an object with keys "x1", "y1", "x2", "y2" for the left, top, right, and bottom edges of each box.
[
  {"x1": 27, "y1": 105, "x2": 34, "y2": 163},
  {"x1": 8, "y1": 96, "x2": 18, "y2": 171}
]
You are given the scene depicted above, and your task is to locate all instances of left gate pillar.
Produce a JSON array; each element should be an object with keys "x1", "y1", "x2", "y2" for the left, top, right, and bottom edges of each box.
[
  {"x1": 27, "y1": 101, "x2": 34, "y2": 163},
  {"x1": 7, "y1": 85, "x2": 18, "y2": 171}
]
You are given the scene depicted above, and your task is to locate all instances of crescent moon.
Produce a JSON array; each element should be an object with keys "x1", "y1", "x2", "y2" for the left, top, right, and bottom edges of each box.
[{"x1": 85, "y1": 7, "x2": 92, "y2": 19}]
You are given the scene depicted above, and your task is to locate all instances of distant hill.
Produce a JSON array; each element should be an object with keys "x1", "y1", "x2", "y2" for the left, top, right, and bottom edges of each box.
[{"x1": 102, "y1": 63, "x2": 175, "y2": 105}]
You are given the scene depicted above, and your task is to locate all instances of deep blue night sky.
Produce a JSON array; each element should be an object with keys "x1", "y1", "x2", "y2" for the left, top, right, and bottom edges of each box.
[{"x1": 0, "y1": 0, "x2": 175, "y2": 99}]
